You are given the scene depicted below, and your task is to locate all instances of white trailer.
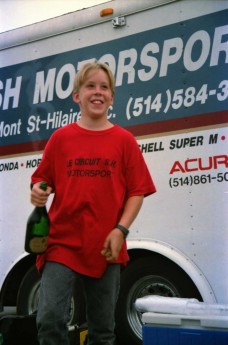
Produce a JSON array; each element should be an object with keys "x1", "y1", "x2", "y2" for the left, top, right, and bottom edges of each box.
[{"x1": 0, "y1": 1, "x2": 227, "y2": 344}]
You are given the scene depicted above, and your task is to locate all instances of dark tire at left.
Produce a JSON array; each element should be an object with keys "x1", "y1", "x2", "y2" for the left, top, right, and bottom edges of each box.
[{"x1": 17, "y1": 264, "x2": 86, "y2": 340}]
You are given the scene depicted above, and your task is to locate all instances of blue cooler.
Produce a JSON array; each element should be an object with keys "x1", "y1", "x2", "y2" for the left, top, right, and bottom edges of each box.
[{"x1": 142, "y1": 312, "x2": 228, "y2": 345}]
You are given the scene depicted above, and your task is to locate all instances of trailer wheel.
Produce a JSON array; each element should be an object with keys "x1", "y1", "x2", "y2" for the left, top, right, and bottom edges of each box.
[
  {"x1": 17, "y1": 265, "x2": 86, "y2": 329},
  {"x1": 115, "y1": 255, "x2": 201, "y2": 345},
  {"x1": 17, "y1": 265, "x2": 40, "y2": 316}
]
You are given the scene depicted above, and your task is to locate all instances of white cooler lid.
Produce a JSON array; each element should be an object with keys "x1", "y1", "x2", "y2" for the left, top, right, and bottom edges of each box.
[{"x1": 142, "y1": 312, "x2": 228, "y2": 330}]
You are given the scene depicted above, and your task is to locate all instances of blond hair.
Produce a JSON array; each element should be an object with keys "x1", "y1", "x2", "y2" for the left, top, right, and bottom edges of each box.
[{"x1": 73, "y1": 61, "x2": 115, "y2": 96}]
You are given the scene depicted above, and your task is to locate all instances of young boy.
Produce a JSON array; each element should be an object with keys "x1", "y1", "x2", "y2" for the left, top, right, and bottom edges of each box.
[{"x1": 30, "y1": 61, "x2": 156, "y2": 345}]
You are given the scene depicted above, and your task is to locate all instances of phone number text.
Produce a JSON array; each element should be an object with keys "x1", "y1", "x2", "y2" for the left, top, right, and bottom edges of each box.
[
  {"x1": 169, "y1": 172, "x2": 228, "y2": 188},
  {"x1": 126, "y1": 80, "x2": 228, "y2": 119}
]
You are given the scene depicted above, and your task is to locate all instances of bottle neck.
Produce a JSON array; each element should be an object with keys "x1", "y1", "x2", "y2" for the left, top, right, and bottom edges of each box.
[{"x1": 36, "y1": 205, "x2": 48, "y2": 215}]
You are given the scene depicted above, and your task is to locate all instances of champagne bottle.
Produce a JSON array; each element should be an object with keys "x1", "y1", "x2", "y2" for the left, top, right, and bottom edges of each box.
[{"x1": 25, "y1": 181, "x2": 50, "y2": 254}]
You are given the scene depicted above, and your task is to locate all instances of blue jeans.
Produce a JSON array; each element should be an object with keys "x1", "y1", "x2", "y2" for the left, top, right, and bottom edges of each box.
[{"x1": 36, "y1": 261, "x2": 120, "y2": 345}]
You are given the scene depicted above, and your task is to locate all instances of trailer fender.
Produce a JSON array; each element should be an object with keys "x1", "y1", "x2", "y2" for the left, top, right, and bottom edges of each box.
[{"x1": 127, "y1": 239, "x2": 216, "y2": 303}]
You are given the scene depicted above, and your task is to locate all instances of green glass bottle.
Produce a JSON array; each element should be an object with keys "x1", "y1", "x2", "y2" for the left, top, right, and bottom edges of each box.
[{"x1": 24, "y1": 181, "x2": 50, "y2": 254}]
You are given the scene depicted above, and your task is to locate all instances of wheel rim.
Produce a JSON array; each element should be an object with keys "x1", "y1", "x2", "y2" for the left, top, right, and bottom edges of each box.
[
  {"x1": 126, "y1": 275, "x2": 181, "y2": 340},
  {"x1": 26, "y1": 281, "x2": 75, "y2": 326},
  {"x1": 27, "y1": 281, "x2": 40, "y2": 314}
]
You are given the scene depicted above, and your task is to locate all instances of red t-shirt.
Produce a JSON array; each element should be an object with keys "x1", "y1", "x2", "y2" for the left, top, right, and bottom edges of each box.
[{"x1": 32, "y1": 123, "x2": 156, "y2": 277}]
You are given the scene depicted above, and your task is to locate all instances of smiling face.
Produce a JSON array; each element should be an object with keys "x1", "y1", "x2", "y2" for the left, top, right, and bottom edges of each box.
[{"x1": 73, "y1": 68, "x2": 114, "y2": 122}]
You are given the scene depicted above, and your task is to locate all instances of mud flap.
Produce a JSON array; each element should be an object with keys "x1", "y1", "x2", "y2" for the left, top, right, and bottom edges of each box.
[
  {"x1": 0, "y1": 314, "x2": 88, "y2": 345},
  {"x1": 0, "y1": 314, "x2": 38, "y2": 345}
]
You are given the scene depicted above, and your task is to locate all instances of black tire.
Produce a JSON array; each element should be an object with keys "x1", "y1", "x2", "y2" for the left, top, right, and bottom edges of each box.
[
  {"x1": 17, "y1": 265, "x2": 41, "y2": 315},
  {"x1": 115, "y1": 254, "x2": 202, "y2": 345},
  {"x1": 17, "y1": 265, "x2": 86, "y2": 327}
]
